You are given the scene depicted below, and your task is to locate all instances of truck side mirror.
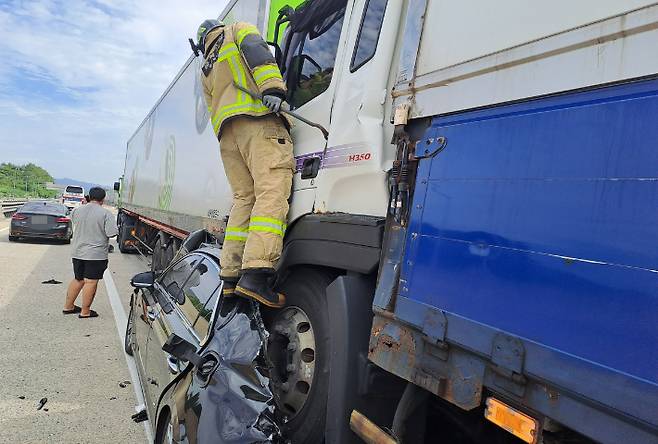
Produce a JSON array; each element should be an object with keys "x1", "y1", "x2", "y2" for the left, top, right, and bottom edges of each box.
[
  {"x1": 113, "y1": 181, "x2": 120, "y2": 191},
  {"x1": 130, "y1": 271, "x2": 154, "y2": 289},
  {"x1": 162, "y1": 333, "x2": 202, "y2": 367}
]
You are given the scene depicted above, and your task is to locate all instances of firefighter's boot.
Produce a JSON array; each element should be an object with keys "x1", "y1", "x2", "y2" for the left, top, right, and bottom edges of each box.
[
  {"x1": 220, "y1": 276, "x2": 239, "y2": 298},
  {"x1": 235, "y1": 268, "x2": 285, "y2": 308}
]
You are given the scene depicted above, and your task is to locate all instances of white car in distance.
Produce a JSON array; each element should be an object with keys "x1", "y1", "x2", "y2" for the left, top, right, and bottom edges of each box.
[{"x1": 61, "y1": 185, "x2": 85, "y2": 209}]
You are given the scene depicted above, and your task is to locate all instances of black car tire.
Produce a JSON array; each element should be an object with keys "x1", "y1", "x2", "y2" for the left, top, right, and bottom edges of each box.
[
  {"x1": 125, "y1": 300, "x2": 135, "y2": 356},
  {"x1": 154, "y1": 408, "x2": 172, "y2": 444},
  {"x1": 269, "y1": 268, "x2": 336, "y2": 444},
  {"x1": 8, "y1": 235, "x2": 18, "y2": 242}
]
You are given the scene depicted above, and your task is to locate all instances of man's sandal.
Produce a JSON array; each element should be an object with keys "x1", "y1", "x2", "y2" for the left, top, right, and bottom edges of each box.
[
  {"x1": 62, "y1": 305, "x2": 82, "y2": 315},
  {"x1": 78, "y1": 310, "x2": 99, "y2": 318}
]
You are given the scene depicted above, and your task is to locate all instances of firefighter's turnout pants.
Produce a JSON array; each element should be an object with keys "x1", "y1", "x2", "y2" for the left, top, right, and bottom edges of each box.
[{"x1": 219, "y1": 115, "x2": 294, "y2": 278}]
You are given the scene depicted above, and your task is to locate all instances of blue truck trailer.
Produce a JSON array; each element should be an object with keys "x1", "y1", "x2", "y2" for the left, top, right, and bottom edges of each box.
[
  {"x1": 370, "y1": 76, "x2": 658, "y2": 444},
  {"x1": 366, "y1": 3, "x2": 658, "y2": 442}
]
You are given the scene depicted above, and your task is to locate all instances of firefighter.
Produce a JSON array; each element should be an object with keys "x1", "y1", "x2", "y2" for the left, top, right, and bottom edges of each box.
[{"x1": 196, "y1": 19, "x2": 293, "y2": 308}]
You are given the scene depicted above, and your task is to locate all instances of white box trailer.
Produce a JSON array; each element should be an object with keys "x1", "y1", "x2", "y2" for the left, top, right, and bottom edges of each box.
[{"x1": 115, "y1": 1, "x2": 658, "y2": 442}]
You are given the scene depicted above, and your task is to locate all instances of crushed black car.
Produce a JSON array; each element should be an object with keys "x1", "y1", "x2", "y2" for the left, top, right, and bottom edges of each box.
[
  {"x1": 125, "y1": 234, "x2": 282, "y2": 443},
  {"x1": 9, "y1": 201, "x2": 72, "y2": 243}
]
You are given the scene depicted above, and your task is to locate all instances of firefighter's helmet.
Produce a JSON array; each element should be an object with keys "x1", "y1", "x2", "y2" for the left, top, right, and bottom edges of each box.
[{"x1": 197, "y1": 19, "x2": 224, "y2": 51}]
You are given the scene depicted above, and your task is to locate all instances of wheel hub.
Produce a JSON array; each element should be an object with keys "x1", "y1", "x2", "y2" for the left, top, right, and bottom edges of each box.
[{"x1": 268, "y1": 306, "x2": 316, "y2": 420}]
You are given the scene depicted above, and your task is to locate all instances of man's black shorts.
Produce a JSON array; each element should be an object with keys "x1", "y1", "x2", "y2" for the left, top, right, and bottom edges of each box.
[{"x1": 72, "y1": 258, "x2": 108, "y2": 280}]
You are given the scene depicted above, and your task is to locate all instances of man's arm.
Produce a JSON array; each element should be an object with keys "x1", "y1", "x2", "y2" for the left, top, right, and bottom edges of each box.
[
  {"x1": 104, "y1": 211, "x2": 118, "y2": 239},
  {"x1": 234, "y1": 22, "x2": 286, "y2": 99}
]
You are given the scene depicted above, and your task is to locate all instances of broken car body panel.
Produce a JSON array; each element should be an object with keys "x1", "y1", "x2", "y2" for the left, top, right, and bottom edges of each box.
[{"x1": 129, "y1": 244, "x2": 281, "y2": 443}]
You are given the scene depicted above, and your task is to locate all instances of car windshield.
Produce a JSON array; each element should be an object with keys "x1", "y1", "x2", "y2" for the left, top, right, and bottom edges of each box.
[{"x1": 21, "y1": 202, "x2": 68, "y2": 214}]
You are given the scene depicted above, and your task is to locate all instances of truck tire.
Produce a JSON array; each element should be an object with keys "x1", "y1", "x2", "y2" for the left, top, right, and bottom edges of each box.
[
  {"x1": 8, "y1": 235, "x2": 18, "y2": 242},
  {"x1": 118, "y1": 223, "x2": 134, "y2": 253},
  {"x1": 266, "y1": 267, "x2": 337, "y2": 444}
]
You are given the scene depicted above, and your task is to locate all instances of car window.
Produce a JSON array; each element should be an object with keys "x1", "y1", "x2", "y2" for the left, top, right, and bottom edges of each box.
[
  {"x1": 21, "y1": 202, "x2": 66, "y2": 214},
  {"x1": 350, "y1": 0, "x2": 387, "y2": 72},
  {"x1": 177, "y1": 258, "x2": 221, "y2": 339},
  {"x1": 65, "y1": 186, "x2": 84, "y2": 194},
  {"x1": 283, "y1": 6, "x2": 346, "y2": 108},
  {"x1": 160, "y1": 255, "x2": 199, "y2": 301}
]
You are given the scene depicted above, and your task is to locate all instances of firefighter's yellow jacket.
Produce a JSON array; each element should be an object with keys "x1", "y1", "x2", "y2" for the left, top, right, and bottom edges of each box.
[{"x1": 202, "y1": 23, "x2": 287, "y2": 137}]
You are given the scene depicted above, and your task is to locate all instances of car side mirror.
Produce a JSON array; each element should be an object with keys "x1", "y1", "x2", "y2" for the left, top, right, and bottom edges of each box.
[
  {"x1": 113, "y1": 181, "x2": 120, "y2": 191},
  {"x1": 130, "y1": 271, "x2": 154, "y2": 289},
  {"x1": 181, "y1": 229, "x2": 206, "y2": 253},
  {"x1": 162, "y1": 334, "x2": 202, "y2": 367}
]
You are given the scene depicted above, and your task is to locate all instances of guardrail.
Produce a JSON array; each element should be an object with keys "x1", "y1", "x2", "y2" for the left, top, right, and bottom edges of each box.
[{"x1": 1, "y1": 199, "x2": 28, "y2": 217}]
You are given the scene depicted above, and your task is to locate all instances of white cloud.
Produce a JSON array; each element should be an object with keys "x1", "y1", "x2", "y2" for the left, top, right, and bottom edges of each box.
[{"x1": 0, "y1": 0, "x2": 228, "y2": 184}]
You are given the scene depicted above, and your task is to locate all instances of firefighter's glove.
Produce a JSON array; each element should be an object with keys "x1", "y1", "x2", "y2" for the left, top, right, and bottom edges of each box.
[{"x1": 262, "y1": 94, "x2": 283, "y2": 113}]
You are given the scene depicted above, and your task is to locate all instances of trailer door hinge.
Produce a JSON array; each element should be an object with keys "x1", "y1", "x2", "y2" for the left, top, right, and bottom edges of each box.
[
  {"x1": 490, "y1": 333, "x2": 527, "y2": 396},
  {"x1": 416, "y1": 136, "x2": 447, "y2": 159}
]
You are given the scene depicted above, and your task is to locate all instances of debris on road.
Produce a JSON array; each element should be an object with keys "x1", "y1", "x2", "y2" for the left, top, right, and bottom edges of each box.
[
  {"x1": 131, "y1": 409, "x2": 148, "y2": 423},
  {"x1": 41, "y1": 279, "x2": 62, "y2": 284},
  {"x1": 118, "y1": 380, "x2": 131, "y2": 388},
  {"x1": 18, "y1": 396, "x2": 25, "y2": 400},
  {"x1": 37, "y1": 398, "x2": 48, "y2": 410}
]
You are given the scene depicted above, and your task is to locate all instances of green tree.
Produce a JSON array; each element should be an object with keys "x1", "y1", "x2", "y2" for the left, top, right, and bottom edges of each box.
[{"x1": 0, "y1": 163, "x2": 58, "y2": 198}]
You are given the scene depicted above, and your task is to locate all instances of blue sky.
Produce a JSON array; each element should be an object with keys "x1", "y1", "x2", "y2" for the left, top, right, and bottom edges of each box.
[{"x1": 0, "y1": 0, "x2": 226, "y2": 184}]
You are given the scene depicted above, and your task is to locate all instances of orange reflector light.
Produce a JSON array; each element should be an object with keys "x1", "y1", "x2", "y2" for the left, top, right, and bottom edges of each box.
[
  {"x1": 131, "y1": 229, "x2": 136, "y2": 236},
  {"x1": 485, "y1": 398, "x2": 538, "y2": 443}
]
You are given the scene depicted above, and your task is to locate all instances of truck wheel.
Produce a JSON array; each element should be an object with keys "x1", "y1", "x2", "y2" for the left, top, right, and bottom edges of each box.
[
  {"x1": 8, "y1": 235, "x2": 18, "y2": 242},
  {"x1": 266, "y1": 268, "x2": 336, "y2": 443},
  {"x1": 118, "y1": 223, "x2": 134, "y2": 253}
]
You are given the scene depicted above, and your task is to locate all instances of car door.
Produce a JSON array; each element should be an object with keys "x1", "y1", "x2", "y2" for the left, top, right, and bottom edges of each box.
[
  {"x1": 141, "y1": 255, "x2": 197, "y2": 418},
  {"x1": 133, "y1": 285, "x2": 155, "y2": 387},
  {"x1": 143, "y1": 254, "x2": 221, "y2": 420}
]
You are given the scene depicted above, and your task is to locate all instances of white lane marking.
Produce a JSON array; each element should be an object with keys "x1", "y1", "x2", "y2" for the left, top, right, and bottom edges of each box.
[
  {"x1": 104, "y1": 268, "x2": 154, "y2": 443},
  {"x1": 0, "y1": 227, "x2": 9, "y2": 232}
]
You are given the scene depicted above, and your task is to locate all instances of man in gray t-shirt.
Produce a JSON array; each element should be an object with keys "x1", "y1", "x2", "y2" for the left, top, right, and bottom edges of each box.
[{"x1": 63, "y1": 187, "x2": 118, "y2": 318}]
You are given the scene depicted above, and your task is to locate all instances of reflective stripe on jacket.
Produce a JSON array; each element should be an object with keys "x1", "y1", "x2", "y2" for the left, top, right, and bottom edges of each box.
[{"x1": 202, "y1": 23, "x2": 286, "y2": 138}]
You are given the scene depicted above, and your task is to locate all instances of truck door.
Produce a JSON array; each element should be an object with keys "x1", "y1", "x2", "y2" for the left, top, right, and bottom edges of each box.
[
  {"x1": 314, "y1": 0, "x2": 402, "y2": 215},
  {"x1": 277, "y1": 1, "x2": 351, "y2": 210}
]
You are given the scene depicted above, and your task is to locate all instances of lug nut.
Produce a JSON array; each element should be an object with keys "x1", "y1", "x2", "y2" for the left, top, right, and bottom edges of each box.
[
  {"x1": 286, "y1": 364, "x2": 296, "y2": 373},
  {"x1": 287, "y1": 343, "x2": 297, "y2": 351},
  {"x1": 280, "y1": 382, "x2": 290, "y2": 392}
]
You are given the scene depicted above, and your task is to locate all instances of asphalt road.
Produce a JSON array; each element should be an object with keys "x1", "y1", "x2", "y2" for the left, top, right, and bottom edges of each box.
[{"x1": 0, "y1": 214, "x2": 152, "y2": 443}]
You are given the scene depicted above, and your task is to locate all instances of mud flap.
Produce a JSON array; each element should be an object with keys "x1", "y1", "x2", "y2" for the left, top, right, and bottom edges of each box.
[{"x1": 325, "y1": 275, "x2": 405, "y2": 443}]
